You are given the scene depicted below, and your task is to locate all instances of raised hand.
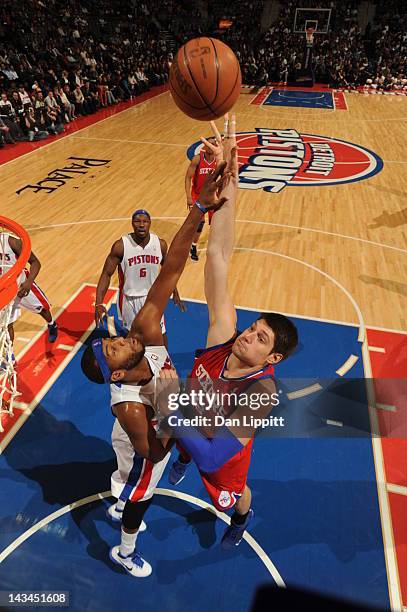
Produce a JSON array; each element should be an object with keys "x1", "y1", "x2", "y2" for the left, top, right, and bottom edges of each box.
[
  {"x1": 17, "y1": 279, "x2": 32, "y2": 298},
  {"x1": 95, "y1": 303, "x2": 108, "y2": 327},
  {"x1": 223, "y1": 114, "x2": 238, "y2": 183},
  {"x1": 172, "y1": 289, "x2": 187, "y2": 312},
  {"x1": 201, "y1": 120, "x2": 223, "y2": 163}
]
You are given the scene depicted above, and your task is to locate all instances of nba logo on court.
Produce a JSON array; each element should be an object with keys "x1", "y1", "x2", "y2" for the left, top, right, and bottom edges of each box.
[{"x1": 187, "y1": 129, "x2": 383, "y2": 193}]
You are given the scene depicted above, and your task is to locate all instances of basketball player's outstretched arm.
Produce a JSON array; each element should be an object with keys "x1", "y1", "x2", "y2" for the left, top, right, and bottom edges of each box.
[
  {"x1": 94, "y1": 239, "x2": 124, "y2": 326},
  {"x1": 159, "y1": 239, "x2": 186, "y2": 312},
  {"x1": 130, "y1": 163, "x2": 229, "y2": 346},
  {"x1": 9, "y1": 236, "x2": 41, "y2": 299},
  {"x1": 203, "y1": 116, "x2": 238, "y2": 347}
]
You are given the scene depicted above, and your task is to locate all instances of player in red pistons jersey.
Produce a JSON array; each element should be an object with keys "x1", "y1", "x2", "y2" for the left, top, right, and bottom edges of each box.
[
  {"x1": 185, "y1": 135, "x2": 219, "y2": 262},
  {"x1": 168, "y1": 116, "x2": 298, "y2": 549}
]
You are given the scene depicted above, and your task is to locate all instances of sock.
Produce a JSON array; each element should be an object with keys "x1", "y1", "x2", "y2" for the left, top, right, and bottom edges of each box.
[
  {"x1": 48, "y1": 318, "x2": 55, "y2": 326},
  {"x1": 120, "y1": 528, "x2": 138, "y2": 558},
  {"x1": 191, "y1": 243, "x2": 197, "y2": 249},
  {"x1": 116, "y1": 498, "x2": 125, "y2": 511},
  {"x1": 231, "y1": 509, "x2": 250, "y2": 526}
]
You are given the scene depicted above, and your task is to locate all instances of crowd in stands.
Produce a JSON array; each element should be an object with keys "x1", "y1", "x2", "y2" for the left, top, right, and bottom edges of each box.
[
  {"x1": 215, "y1": 0, "x2": 406, "y2": 89},
  {"x1": 0, "y1": 0, "x2": 171, "y2": 147},
  {"x1": 364, "y1": 0, "x2": 407, "y2": 91},
  {"x1": 248, "y1": 1, "x2": 363, "y2": 86},
  {"x1": 0, "y1": 0, "x2": 406, "y2": 148},
  {"x1": 158, "y1": 0, "x2": 204, "y2": 39}
]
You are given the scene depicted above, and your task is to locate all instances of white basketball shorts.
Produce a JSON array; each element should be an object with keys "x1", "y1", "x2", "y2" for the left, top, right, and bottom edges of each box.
[
  {"x1": 10, "y1": 270, "x2": 51, "y2": 324},
  {"x1": 117, "y1": 293, "x2": 166, "y2": 334},
  {"x1": 111, "y1": 418, "x2": 170, "y2": 503}
]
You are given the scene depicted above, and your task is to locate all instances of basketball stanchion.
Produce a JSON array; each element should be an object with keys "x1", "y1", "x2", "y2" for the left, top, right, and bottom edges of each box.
[
  {"x1": 0, "y1": 216, "x2": 31, "y2": 433},
  {"x1": 305, "y1": 26, "x2": 315, "y2": 47}
]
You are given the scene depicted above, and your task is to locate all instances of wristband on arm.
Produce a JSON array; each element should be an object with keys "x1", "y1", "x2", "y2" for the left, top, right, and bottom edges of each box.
[{"x1": 195, "y1": 200, "x2": 206, "y2": 214}]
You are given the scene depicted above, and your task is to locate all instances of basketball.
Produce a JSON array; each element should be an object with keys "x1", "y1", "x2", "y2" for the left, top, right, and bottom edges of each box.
[{"x1": 169, "y1": 37, "x2": 241, "y2": 121}]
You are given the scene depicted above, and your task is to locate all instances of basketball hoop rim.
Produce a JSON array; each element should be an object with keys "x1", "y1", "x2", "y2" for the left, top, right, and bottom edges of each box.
[{"x1": 0, "y1": 216, "x2": 31, "y2": 310}]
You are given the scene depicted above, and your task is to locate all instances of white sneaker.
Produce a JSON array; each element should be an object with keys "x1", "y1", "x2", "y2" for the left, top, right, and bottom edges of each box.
[
  {"x1": 106, "y1": 503, "x2": 146, "y2": 531},
  {"x1": 109, "y1": 545, "x2": 152, "y2": 577}
]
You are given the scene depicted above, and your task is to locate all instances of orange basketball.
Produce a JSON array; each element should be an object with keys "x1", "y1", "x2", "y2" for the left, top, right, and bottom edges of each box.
[{"x1": 169, "y1": 37, "x2": 241, "y2": 121}]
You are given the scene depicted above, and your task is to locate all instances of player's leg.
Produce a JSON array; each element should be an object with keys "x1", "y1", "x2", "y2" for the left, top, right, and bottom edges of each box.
[
  {"x1": 117, "y1": 294, "x2": 136, "y2": 333},
  {"x1": 199, "y1": 444, "x2": 254, "y2": 549},
  {"x1": 191, "y1": 210, "x2": 214, "y2": 263},
  {"x1": 110, "y1": 436, "x2": 171, "y2": 577},
  {"x1": 5, "y1": 302, "x2": 22, "y2": 349},
  {"x1": 109, "y1": 450, "x2": 155, "y2": 578},
  {"x1": 21, "y1": 280, "x2": 58, "y2": 342},
  {"x1": 108, "y1": 418, "x2": 147, "y2": 530},
  {"x1": 190, "y1": 220, "x2": 204, "y2": 262},
  {"x1": 201, "y1": 477, "x2": 254, "y2": 549},
  {"x1": 234, "y1": 483, "x2": 251, "y2": 515},
  {"x1": 110, "y1": 497, "x2": 153, "y2": 578},
  {"x1": 38, "y1": 307, "x2": 58, "y2": 342},
  {"x1": 221, "y1": 484, "x2": 254, "y2": 550}
]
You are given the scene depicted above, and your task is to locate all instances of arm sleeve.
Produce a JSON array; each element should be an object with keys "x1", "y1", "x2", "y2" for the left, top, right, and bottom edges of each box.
[{"x1": 170, "y1": 412, "x2": 243, "y2": 473}]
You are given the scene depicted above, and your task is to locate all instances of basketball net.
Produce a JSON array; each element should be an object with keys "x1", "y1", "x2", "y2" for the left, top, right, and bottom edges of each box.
[
  {"x1": 0, "y1": 218, "x2": 31, "y2": 434},
  {"x1": 306, "y1": 27, "x2": 315, "y2": 47},
  {"x1": 0, "y1": 299, "x2": 19, "y2": 433}
]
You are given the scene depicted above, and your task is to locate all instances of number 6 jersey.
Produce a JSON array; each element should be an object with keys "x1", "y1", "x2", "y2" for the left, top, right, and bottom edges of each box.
[{"x1": 118, "y1": 233, "x2": 163, "y2": 298}]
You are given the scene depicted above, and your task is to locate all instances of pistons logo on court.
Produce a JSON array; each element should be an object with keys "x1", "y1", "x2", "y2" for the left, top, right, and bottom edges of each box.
[{"x1": 187, "y1": 129, "x2": 383, "y2": 193}]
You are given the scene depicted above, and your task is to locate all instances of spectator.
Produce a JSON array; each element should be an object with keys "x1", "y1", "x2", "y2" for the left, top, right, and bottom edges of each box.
[
  {"x1": 81, "y1": 79, "x2": 98, "y2": 113},
  {"x1": 136, "y1": 65, "x2": 149, "y2": 92},
  {"x1": 58, "y1": 85, "x2": 76, "y2": 121},
  {"x1": 0, "y1": 116, "x2": 14, "y2": 144},
  {"x1": 0, "y1": 92, "x2": 25, "y2": 140},
  {"x1": 127, "y1": 72, "x2": 139, "y2": 97},
  {"x1": 34, "y1": 90, "x2": 47, "y2": 120},
  {"x1": 23, "y1": 106, "x2": 49, "y2": 141},
  {"x1": 10, "y1": 90, "x2": 23, "y2": 116},
  {"x1": 18, "y1": 84, "x2": 31, "y2": 106},
  {"x1": 101, "y1": 75, "x2": 117, "y2": 105},
  {"x1": 97, "y1": 75, "x2": 108, "y2": 107},
  {"x1": 73, "y1": 84, "x2": 87, "y2": 115},
  {"x1": 44, "y1": 90, "x2": 62, "y2": 120}
]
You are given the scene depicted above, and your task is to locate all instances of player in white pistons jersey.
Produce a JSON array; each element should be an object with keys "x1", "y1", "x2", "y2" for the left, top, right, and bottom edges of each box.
[
  {"x1": 118, "y1": 231, "x2": 164, "y2": 330},
  {"x1": 0, "y1": 233, "x2": 58, "y2": 343},
  {"x1": 95, "y1": 209, "x2": 185, "y2": 344},
  {"x1": 109, "y1": 344, "x2": 171, "y2": 521},
  {"x1": 82, "y1": 163, "x2": 228, "y2": 578}
]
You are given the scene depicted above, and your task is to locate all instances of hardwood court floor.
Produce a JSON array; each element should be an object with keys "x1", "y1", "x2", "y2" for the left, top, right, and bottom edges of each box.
[{"x1": 1, "y1": 88, "x2": 406, "y2": 354}]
